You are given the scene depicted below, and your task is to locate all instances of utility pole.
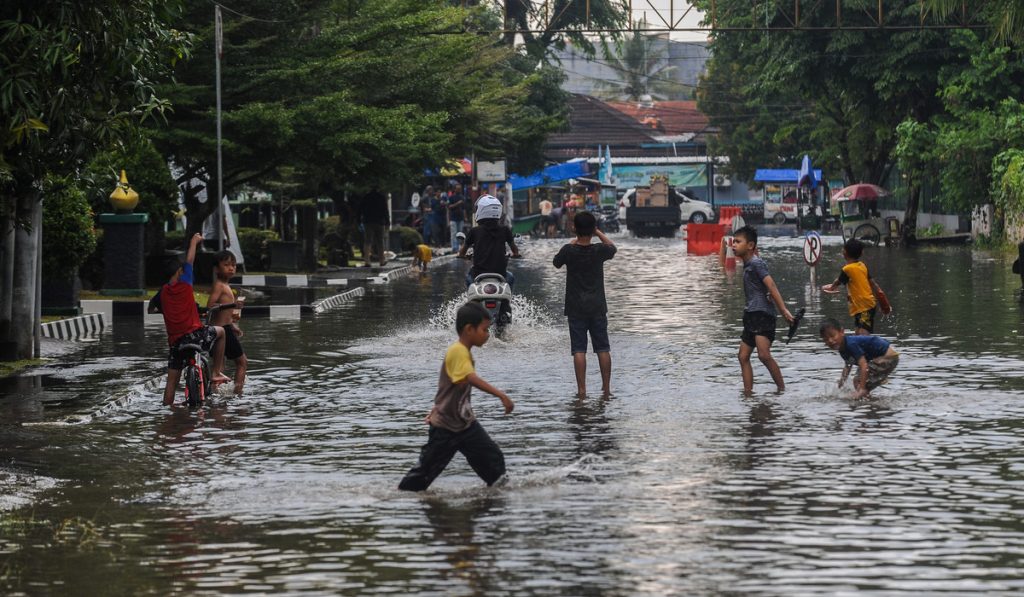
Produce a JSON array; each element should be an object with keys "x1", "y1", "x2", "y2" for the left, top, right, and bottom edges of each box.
[{"x1": 215, "y1": 5, "x2": 224, "y2": 251}]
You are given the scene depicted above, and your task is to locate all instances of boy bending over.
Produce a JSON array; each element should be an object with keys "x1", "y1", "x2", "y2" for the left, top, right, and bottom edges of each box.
[{"x1": 819, "y1": 318, "x2": 899, "y2": 398}]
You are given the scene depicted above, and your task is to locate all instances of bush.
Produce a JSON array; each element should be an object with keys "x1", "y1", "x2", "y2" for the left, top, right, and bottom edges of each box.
[
  {"x1": 164, "y1": 229, "x2": 186, "y2": 251},
  {"x1": 397, "y1": 226, "x2": 423, "y2": 253},
  {"x1": 237, "y1": 227, "x2": 279, "y2": 270},
  {"x1": 42, "y1": 178, "x2": 97, "y2": 279}
]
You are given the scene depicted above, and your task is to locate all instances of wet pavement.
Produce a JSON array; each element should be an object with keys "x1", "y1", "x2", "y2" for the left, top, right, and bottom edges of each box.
[{"x1": 3, "y1": 236, "x2": 1024, "y2": 594}]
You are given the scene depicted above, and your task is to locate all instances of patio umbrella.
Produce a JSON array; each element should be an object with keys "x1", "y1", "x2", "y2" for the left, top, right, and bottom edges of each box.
[{"x1": 833, "y1": 183, "x2": 890, "y2": 201}]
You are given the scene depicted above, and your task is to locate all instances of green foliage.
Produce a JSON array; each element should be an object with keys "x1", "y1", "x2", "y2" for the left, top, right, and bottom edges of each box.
[
  {"x1": 396, "y1": 226, "x2": 423, "y2": 252},
  {"x1": 165, "y1": 229, "x2": 185, "y2": 251},
  {"x1": 994, "y1": 148, "x2": 1024, "y2": 214},
  {"x1": 595, "y1": 18, "x2": 684, "y2": 101},
  {"x1": 41, "y1": 178, "x2": 97, "y2": 278},
  {"x1": 892, "y1": 32, "x2": 1024, "y2": 216},
  {"x1": 0, "y1": 0, "x2": 191, "y2": 190},
  {"x1": 237, "y1": 227, "x2": 279, "y2": 270},
  {"x1": 80, "y1": 139, "x2": 180, "y2": 228},
  {"x1": 153, "y1": 0, "x2": 567, "y2": 220},
  {"x1": 694, "y1": 0, "x2": 963, "y2": 185},
  {"x1": 917, "y1": 223, "x2": 946, "y2": 238}
]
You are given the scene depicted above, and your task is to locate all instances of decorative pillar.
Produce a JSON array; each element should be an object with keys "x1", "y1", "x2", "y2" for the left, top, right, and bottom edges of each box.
[{"x1": 100, "y1": 170, "x2": 148, "y2": 296}]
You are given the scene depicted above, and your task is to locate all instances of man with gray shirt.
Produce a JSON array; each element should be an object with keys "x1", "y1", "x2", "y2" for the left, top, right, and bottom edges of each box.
[{"x1": 730, "y1": 226, "x2": 795, "y2": 394}]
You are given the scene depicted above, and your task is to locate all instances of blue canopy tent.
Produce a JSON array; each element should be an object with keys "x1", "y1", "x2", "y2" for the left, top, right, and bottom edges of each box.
[
  {"x1": 753, "y1": 168, "x2": 823, "y2": 184},
  {"x1": 508, "y1": 159, "x2": 590, "y2": 191}
]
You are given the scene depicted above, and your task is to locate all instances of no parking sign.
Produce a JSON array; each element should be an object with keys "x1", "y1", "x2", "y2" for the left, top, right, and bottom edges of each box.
[{"x1": 803, "y1": 231, "x2": 822, "y2": 266}]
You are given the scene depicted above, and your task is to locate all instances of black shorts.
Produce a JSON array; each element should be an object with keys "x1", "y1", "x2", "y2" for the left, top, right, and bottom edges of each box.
[
  {"x1": 741, "y1": 311, "x2": 777, "y2": 347},
  {"x1": 568, "y1": 316, "x2": 610, "y2": 354},
  {"x1": 853, "y1": 307, "x2": 876, "y2": 333},
  {"x1": 224, "y1": 324, "x2": 245, "y2": 360},
  {"x1": 167, "y1": 326, "x2": 218, "y2": 370}
]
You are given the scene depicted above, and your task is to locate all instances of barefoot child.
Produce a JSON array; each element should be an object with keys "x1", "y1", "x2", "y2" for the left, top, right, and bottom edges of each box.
[
  {"x1": 412, "y1": 243, "x2": 432, "y2": 272},
  {"x1": 821, "y1": 238, "x2": 889, "y2": 334},
  {"x1": 731, "y1": 226, "x2": 795, "y2": 394},
  {"x1": 819, "y1": 318, "x2": 899, "y2": 398},
  {"x1": 149, "y1": 234, "x2": 230, "y2": 406},
  {"x1": 208, "y1": 250, "x2": 247, "y2": 394},
  {"x1": 553, "y1": 210, "x2": 617, "y2": 396},
  {"x1": 398, "y1": 302, "x2": 515, "y2": 491}
]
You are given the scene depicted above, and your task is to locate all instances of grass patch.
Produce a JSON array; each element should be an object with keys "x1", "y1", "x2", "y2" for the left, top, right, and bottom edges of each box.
[{"x1": 0, "y1": 359, "x2": 44, "y2": 379}]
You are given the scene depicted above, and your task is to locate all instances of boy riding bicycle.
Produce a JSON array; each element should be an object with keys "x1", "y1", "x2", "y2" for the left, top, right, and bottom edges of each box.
[{"x1": 148, "y1": 233, "x2": 229, "y2": 406}]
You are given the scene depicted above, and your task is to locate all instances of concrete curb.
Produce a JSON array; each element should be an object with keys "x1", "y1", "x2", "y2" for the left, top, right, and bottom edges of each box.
[
  {"x1": 232, "y1": 274, "x2": 348, "y2": 288},
  {"x1": 41, "y1": 313, "x2": 105, "y2": 340},
  {"x1": 369, "y1": 254, "x2": 459, "y2": 284},
  {"x1": 311, "y1": 287, "x2": 366, "y2": 313},
  {"x1": 81, "y1": 299, "x2": 312, "y2": 321}
]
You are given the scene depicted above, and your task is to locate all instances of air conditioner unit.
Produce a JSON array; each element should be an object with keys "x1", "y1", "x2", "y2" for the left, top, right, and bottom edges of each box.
[{"x1": 713, "y1": 174, "x2": 732, "y2": 187}]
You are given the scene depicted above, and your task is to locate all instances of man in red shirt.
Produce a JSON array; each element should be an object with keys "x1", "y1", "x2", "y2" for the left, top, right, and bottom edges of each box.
[{"x1": 150, "y1": 233, "x2": 229, "y2": 406}]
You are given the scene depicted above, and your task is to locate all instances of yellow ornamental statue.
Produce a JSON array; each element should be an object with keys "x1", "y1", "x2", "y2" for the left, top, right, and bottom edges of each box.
[{"x1": 108, "y1": 169, "x2": 140, "y2": 212}]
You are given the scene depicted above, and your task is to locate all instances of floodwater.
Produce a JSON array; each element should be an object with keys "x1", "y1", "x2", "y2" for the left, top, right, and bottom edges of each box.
[{"x1": 4, "y1": 236, "x2": 1024, "y2": 595}]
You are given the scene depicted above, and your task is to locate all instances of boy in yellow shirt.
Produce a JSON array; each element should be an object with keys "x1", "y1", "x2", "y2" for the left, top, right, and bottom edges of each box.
[
  {"x1": 398, "y1": 302, "x2": 515, "y2": 491},
  {"x1": 412, "y1": 243, "x2": 432, "y2": 272},
  {"x1": 822, "y1": 238, "x2": 887, "y2": 335}
]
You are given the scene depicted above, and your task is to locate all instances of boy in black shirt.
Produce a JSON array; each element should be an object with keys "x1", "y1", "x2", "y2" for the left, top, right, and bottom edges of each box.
[{"x1": 553, "y1": 210, "x2": 617, "y2": 396}]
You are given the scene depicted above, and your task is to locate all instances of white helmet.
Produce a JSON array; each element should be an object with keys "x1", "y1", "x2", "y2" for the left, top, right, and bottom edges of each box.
[{"x1": 475, "y1": 194, "x2": 502, "y2": 221}]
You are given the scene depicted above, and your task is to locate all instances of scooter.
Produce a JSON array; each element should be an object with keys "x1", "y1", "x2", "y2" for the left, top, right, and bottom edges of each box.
[
  {"x1": 457, "y1": 231, "x2": 518, "y2": 335},
  {"x1": 466, "y1": 272, "x2": 513, "y2": 335}
]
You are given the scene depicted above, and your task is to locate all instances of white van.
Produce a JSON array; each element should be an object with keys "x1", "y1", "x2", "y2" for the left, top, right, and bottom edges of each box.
[{"x1": 620, "y1": 187, "x2": 715, "y2": 224}]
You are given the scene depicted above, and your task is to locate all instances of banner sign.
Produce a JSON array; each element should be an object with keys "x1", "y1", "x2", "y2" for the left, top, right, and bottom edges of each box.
[{"x1": 612, "y1": 164, "x2": 707, "y2": 189}]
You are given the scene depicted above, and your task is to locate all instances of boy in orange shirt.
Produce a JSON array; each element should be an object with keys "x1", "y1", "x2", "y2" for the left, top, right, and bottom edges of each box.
[{"x1": 822, "y1": 239, "x2": 889, "y2": 334}]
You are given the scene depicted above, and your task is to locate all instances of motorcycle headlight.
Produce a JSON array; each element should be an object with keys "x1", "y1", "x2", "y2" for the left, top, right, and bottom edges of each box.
[{"x1": 483, "y1": 284, "x2": 498, "y2": 295}]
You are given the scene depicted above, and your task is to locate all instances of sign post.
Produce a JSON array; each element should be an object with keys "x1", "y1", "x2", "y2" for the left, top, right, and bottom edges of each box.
[{"x1": 803, "y1": 230, "x2": 822, "y2": 285}]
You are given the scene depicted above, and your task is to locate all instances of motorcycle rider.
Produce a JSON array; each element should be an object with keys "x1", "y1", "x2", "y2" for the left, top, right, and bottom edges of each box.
[{"x1": 459, "y1": 194, "x2": 520, "y2": 320}]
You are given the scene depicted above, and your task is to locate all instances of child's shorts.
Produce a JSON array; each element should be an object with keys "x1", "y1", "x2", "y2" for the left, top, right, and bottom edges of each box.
[
  {"x1": 853, "y1": 307, "x2": 877, "y2": 333},
  {"x1": 223, "y1": 325, "x2": 245, "y2": 360},
  {"x1": 741, "y1": 311, "x2": 777, "y2": 347},
  {"x1": 167, "y1": 326, "x2": 219, "y2": 370},
  {"x1": 866, "y1": 354, "x2": 899, "y2": 390},
  {"x1": 568, "y1": 316, "x2": 610, "y2": 354}
]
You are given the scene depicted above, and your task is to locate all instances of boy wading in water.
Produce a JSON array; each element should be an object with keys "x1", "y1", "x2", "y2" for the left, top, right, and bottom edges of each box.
[
  {"x1": 819, "y1": 318, "x2": 899, "y2": 398},
  {"x1": 398, "y1": 302, "x2": 515, "y2": 491},
  {"x1": 822, "y1": 238, "x2": 888, "y2": 334},
  {"x1": 731, "y1": 226, "x2": 795, "y2": 394},
  {"x1": 207, "y1": 250, "x2": 247, "y2": 394},
  {"x1": 553, "y1": 210, "x2": 617, "y2": 396}
]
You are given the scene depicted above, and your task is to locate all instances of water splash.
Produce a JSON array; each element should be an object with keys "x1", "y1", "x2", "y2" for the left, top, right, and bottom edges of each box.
[{"x1": 428, "y1": 294, "x2": 556, "y2": 332}]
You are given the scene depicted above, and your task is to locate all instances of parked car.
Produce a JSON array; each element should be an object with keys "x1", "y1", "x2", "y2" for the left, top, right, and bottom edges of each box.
[{"x1": 620, "y1": 187, "x2": 716, "y2": 224}]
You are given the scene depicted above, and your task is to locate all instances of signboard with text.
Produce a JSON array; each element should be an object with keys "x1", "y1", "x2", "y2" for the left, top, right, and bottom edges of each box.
[{"x1": 477, "y1": 160, "x2": 507, "y2": 182}]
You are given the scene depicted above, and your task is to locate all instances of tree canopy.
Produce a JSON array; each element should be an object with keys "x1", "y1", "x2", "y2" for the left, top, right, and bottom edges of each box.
[
  {"x1": 153, "y1": 0, "x2": 568, "y2": 237},
  {"x1": 693, "y1": 0, "x2": 964, "y2": 186}
]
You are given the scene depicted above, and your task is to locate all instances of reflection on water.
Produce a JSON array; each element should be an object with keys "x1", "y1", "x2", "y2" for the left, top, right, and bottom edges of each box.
[{"x1": 5, "y1": 237, "x2": 1024, "y2": 593}]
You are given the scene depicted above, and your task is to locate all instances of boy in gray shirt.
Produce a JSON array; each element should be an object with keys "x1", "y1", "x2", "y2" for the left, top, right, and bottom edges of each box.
[{"x1": 731, "y1": 226, "x2": 795, "y2": 394}]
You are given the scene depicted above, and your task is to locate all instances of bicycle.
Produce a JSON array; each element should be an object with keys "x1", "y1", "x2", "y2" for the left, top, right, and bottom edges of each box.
[{"x1": 179, "y1": 303, "x2": 235, "y2": 408}]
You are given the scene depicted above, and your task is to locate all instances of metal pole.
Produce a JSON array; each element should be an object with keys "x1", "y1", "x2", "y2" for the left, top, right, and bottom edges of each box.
[
  {"x1": 33, "y1": 198, "x2": 41, "y2": 359},
  {"x1": 215, "y1": 5, "x2": 224, "y2": 251}
]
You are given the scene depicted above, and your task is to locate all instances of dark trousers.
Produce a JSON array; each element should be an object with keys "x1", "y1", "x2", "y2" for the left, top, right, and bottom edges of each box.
[{"x1": 398, "y1": 421, "x2": 506, "y2": 491}]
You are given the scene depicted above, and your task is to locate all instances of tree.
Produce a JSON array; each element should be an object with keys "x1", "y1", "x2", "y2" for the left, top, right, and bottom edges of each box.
[
  {"x1": 153, "y1": 0, "x2": 568, "y2": 243},
  {"x1": 894, "y1": 31, "x2": 1024, "y2": 238},
  {"x1": 694, "y1": 1, "x2": 967, "y2": 242},
  {"x1": 0, "y1": 1, "x2": 190, "y2": 360},
  {"x1": 593, "y1": 19, "x2": 684, "y2": 101},
  {"x1": 925, "y1": 0, "x2": 1024, "y2": 46}
]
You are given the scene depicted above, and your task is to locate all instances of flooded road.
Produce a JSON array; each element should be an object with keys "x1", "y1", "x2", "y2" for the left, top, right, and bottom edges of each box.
[{"x1": 4, "y1": 236, "x2": 1024, "y2": 594}]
